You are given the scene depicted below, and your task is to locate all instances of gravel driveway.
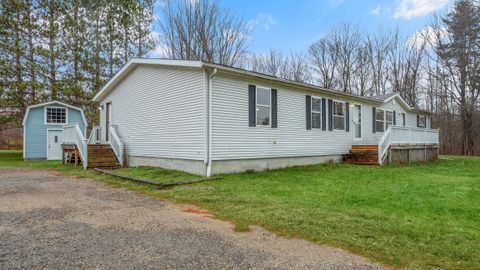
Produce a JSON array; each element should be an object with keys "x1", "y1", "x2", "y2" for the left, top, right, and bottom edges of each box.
[{"x1": 0, "y1": 167, "x2": 384, "y2": 269}]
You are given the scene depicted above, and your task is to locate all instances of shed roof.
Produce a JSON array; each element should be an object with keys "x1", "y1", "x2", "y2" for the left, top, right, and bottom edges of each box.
[{"x1": 22, "y1": 101, "x2": 87, "y2": 126}]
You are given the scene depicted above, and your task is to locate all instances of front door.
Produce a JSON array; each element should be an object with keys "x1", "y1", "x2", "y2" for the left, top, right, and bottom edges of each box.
[
  {"x1": 105, "y1": 102, "x2": 112, "y2": 141},
  {"x1": 47, "y1": 130, "x2": 62, "y2": 160},
  {"x1": 353, "y1": 104, "x2": 362, "y2": 141}
]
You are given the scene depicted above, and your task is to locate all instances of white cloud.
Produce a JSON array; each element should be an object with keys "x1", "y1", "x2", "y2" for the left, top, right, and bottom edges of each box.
[
  {"x1": 247, "y1": 13, "x2": 278, "y2": 31},
  {"x1": 394, "y1": 0, "x2": 449, "y2": 20},
  {"x1": 370, "y1": 5, "x2": 382, "y2": 15},
  {"x1": 406, "y1": 25, "x2": 448, "y2": 49},
  {"x1": 369, "y1": 5, "x2": 392, "y2": 16},
  {"x1": 148, "y1": 32, "x2": 170, "y2": 58}
]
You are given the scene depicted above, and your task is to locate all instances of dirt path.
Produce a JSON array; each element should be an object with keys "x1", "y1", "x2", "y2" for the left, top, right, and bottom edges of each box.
[{"x1": 0, "y1": 167, "x2": 385, "y2": 269}]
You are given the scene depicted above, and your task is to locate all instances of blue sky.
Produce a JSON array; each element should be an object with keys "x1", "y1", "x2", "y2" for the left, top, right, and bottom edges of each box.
[{"x1": 153, "y1": 0, "x2": 454, "y2": 54}]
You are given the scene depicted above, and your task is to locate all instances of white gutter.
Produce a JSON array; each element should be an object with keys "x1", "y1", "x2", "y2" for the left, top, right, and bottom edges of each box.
[{"x1": 206, "y1": 68, "x2": 217, "y2": 177}]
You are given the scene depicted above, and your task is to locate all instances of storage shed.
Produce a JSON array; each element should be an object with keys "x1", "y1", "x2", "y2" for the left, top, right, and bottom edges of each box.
[{"x1": 22, "y1": 101, "x2": 87, "y2": 160}]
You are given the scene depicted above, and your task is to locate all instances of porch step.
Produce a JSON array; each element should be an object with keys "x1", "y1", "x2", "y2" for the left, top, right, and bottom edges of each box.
[
  {"x1": 87, "y1": 144, "x2": 121, "y2": 168},
  {"x1": 352, "y1": 145, "x2": 378, "y2": 151},
  {"x1": 344, "y1": 145, "x2": 379, "y2": 165}
]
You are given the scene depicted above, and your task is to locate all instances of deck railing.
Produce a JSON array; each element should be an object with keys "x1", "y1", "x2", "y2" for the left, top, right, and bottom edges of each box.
[
  {"x1": 88, "y1": 126, "x2": 101, "y2": 144},
  {"x1": 62, "y1": 123, "x2": 88, "y2": 169},
  {"x1": 378, "y1": 126, "x2": 439, "y2": 165},
  {"x1": 108, "y1": 125, "x2": 124, "y2": 166}
]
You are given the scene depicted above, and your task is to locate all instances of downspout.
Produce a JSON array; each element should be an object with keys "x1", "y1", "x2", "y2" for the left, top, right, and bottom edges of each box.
[{"x1": 206, "y1": 68, "x2": 217, "y2": 177}]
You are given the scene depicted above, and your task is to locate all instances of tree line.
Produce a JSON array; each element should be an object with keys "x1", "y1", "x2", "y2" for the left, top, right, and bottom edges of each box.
[
  {"x1": 1, "y1": 0, "x2": 479, "y2": 155},
  {"x1": 158, "y1": 0, "x2": 479, "y2": 155},
  {"x1": 0, "y1": 0, "x2": 155, "y2": 126}
]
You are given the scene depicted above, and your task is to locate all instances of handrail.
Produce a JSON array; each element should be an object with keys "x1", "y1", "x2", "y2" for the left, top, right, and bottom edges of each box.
[
  {"x1": 62, "y1": 123, "x2": 88, "y2": 169},
  {"x1": 377, "y1": 127, "x2": 392, "y2": 165},
  {"x1": 88, "y1": 126, "x2": 101, "y2": 144},
  {"x1": 108, "y1": 125, "x2": 124, "y2": 166}
]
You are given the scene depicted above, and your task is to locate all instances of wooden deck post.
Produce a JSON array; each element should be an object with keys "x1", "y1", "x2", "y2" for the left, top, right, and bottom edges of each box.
[{"x1": 74, "y1": 148, "x2": 79, "y2": 166}]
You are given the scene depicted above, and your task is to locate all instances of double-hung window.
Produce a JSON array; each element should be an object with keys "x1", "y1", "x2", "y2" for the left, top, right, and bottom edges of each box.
[
  {"x1": 311, "y1": 97, "x2": 322, "y2": 129},
  {"x1": 418, "y1": 115, "x2": 426, "y2": 128},
  {"x1": 46, "y1": 107, "x2": 67, "y2": 124},
  {"x1": 256, "y1": 87, "x2": 271, "y2": 126},
  {"x1": 375, "y1": 108, "x2": 385, "y2": 132},
  {"x1": 385, "y1": 110, "x2": 394, "y2": 129},
  {"x1": 333, "y1": 101, "x2": 345, "y2": 130},
  {"x1": 399, "y1": 112, "x2": 406, "y2": 126}
]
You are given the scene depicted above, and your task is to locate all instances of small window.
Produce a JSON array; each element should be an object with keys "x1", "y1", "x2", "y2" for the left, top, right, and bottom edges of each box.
[
  {"x1": 375, "y1": 109, "x2": 385, "y2": 132},
  {"x1": 385, "y1": 110, "x2": 394, "y2": 129},
  {"x1": 46, "y1": 107, "x2": 66, "y2": 124},
  {"x1": 311, "y1": 97, "x2": 322, "y2": 129},
  {"x1": 54, "y1": 136, "x2": 58, "y2": 143},
  {"x1": 418, "y1": 115, "x2": 426, "y2": 128},
  {"x1": 398, "y1": 112, "x2": 406, "y2": 127},
  {"x1": 256, "y1": 87, "x2": 271, "y2": 126},
  {"x1": 333, "y1": 101, "x2": 345, "y2": 130}
]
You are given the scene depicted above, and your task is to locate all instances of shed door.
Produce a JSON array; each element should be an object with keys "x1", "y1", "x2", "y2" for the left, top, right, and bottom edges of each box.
[{"x1": 47, "y1": 130, "x2": 62, "y2": 160}]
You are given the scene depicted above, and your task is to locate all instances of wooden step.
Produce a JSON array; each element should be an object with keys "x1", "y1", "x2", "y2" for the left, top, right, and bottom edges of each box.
[
  {"x1": 87, "y1": 144, "x2": 120, "y2": 168},
  {"x1": 352, "y1": 145, "x2": 378, "y2": 150}
]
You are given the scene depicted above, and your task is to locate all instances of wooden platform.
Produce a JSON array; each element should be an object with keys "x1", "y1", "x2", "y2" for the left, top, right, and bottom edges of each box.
[
  {"x1": 87, "y1": 144, "x2": 121, "y2": 168},
  {"x1": 344, "y1": 145, "x2": 379, "y2": 165},
  {"x1": 62, "y1": 143, "x2": 121, "y2": 168}
]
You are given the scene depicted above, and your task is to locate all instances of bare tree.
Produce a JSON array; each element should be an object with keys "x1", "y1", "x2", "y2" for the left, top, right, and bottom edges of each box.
[
  {"x1": 308, "y1": 37, "x2": 339, "y2": 89},
  {"x1": 158, "y1": 0, "x2": 250, "y2": 66},
  {"x1": 427, "y1": 0, "x2": 480, "y2": 155},
  {"x1": 388, "y1": 30, "x2": 426, "y2": 107}
]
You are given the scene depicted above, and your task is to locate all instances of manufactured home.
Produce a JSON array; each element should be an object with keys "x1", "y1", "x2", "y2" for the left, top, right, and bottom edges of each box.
[
  {"x1": 62, "y1": 59, "x2": 439, "y2": 175},
  {"x1": 22, "y1": 101, "x2": 87, "y2": 160}
]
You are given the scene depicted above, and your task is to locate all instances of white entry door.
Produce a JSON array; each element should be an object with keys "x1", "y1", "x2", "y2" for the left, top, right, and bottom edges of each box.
[
  {"x1": 47, "y1": 130, "x2": 63, "y2": 160},
  {"x1": 353, "y1": 104, "x2": 362, "y2": 141}
]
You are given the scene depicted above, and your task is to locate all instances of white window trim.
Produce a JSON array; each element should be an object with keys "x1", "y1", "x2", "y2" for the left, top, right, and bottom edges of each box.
[
  {"x1": 44, "y1": 106, "x2": 68, "y2": 125},
  {"x1": 375, "y1": 108, "x2": 386, "y2": 133},
  {"x1": 311, "y1": 96, "x2": 322, "y2": 129},
  {"x1": 255, "y1": 86, "x2": 271, "y2": 127},
  {"x1": 353, "y1": 104, "x2": 363, "y2": 141},
  {"x1": 418, "y1": 115, "x2": 427, "y2": 128},
  {"x1": 332, "y1": 100, "x2": 346, "y2": 131},
  {"x1": 385, "y1": 109, "x2": 394, "y2": 129},
  {"x1": 399, "y1": 112, "x2": 406, "y2": 127}
]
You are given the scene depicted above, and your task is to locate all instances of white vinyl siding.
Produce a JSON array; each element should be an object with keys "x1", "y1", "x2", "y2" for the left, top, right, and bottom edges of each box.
[
  {"x1": 211, "y1": 74, "x2": 356, "y2": 160},
  {"x1": 98, "y1": 65, "x2": 205, "y2": 160}
]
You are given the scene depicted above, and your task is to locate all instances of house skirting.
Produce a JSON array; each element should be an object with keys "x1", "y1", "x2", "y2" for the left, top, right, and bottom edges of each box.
[
  {"x1": 127, "y1": 154, "x2": 344, "y2": 176},
  {"x1": 387, "y1": 144, "x2": 439, "y2": 164}
]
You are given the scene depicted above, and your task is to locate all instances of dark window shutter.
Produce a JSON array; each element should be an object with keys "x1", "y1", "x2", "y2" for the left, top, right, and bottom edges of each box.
[
  {"x1": 306, "y1": 95, "x2": 311, "y2": 130},
  {"x1": 372, "y1": 107, "x2": 376, "y2": 133},
  {"x1": 345, "y1": 102, "x2": 350, "y2": 132},
  {"x1": 321, "y1": 98, "x2": 326, "y2": 130},
  {"x1": 248, "y1": 85, "x2": 256, "y2": 127},
  {"x1": 328, "y1": 99, "x2": 333, "y2": 131},
  {"x1": 393, "y1": 111, "x2": 396, "y2": 126},
  {"x1": 417, "y1": 115, "x2": 420, "y2": 127},
  {"x1": 271, "y1": 89, "x2": 277, "y2": 128}
]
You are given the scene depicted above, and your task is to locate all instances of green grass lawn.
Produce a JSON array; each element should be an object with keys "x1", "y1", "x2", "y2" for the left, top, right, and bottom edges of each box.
[{"x1": 1, "y1": 150, "x2": 479, "y2": 269}]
